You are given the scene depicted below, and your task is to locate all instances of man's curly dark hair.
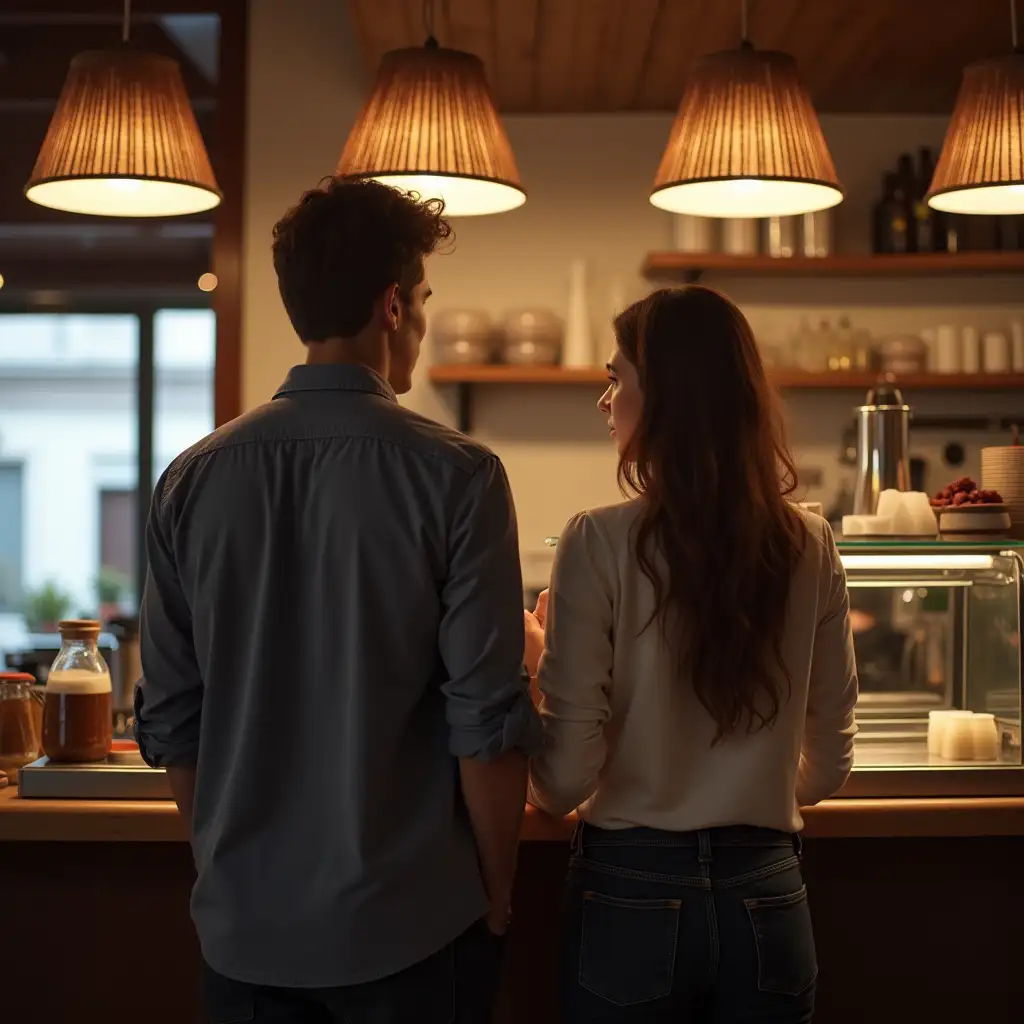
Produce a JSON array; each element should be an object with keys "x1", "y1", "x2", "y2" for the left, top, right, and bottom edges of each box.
[{"x1": 271, "y1": 178, "x2": 453, "y2": 343}]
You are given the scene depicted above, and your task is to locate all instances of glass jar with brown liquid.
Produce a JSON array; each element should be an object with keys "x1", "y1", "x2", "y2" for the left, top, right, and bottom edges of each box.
[
  {"x1": 0, "y1": 672, "x2": 41, "y2": 782},
  {"x1": 42, "y1": 620, "x2": 113, "y2": 763}
]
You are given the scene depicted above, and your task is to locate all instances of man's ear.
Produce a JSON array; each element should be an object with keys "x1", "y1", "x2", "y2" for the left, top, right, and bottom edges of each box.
[
  {"x1": 372, "y1": 283, "x2": 401, "y2": 331},
  {"x1": 384, "y1": 282, "x2": 400, "y2": 330}
]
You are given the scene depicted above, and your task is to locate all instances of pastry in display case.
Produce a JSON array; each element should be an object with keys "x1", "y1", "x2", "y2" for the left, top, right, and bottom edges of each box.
[{"x1": 840, "y1": 539, "x2": 1023, "y2": 796}]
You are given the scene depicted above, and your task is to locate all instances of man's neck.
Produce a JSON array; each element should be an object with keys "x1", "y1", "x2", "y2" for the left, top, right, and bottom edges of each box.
[{"x1": 305, "y1": 335, "x2": 388, "y2": 379}]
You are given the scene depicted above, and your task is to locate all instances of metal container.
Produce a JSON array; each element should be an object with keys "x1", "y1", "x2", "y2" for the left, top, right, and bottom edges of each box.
[
  {"x1": 672, "y1": 214, "x2": 715, "y2": 253},
  {"x1": 879, "y1": 334, "x2": 927, "y2": 375},
  {"x1": 501, "y1": 309, "x2": 563, "y2": 366},
  {"x1": 107, "y1": 615, "x2": 140, "y2": 712},
  {"x1": 853, "y1": 385, "x2": 912, "y2": 515},
  {"x1": 801, "y1": 210, "x2": 832, "y2": 257},
  {"x1": 722, "y1": 218, "x2": 759, "y2": 255},
  {"x1": 765, "y1": 216, "x2": 797, "y2": 258},
  {"x1": 431, "y1": 309, "x2": 493, "y2": 365}
]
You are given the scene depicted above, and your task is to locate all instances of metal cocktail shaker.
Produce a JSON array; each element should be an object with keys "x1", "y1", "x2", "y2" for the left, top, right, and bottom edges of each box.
[{"x1": 853, "y1": 385, "x2": 911, "y2": 515}]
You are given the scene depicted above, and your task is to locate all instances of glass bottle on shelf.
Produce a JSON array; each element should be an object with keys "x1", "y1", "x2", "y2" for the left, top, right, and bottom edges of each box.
[
  {"x1": 853, "y1": 325, "x2": 880, "y2": 372},
  {"x1": 788, "y1": 317, "x2": 825, "y2": 372},
  {"x1": 828, "y1": 315, "x2": 855, "y2": 372},
  {"x1": 817, "y1": 319, "x2": 837, "y2": 372},
  {"x1": 42, "y1": 620, "x2": 113, "y2": 764},
  {"x1": 995, "y1": 214, "x2": 1024, "y2": 252},
  {"x1": 908, "y1": 148, "x2": 942, "y2": 252},
  {"x1": 897, "y1": 153, "x2": 923, "y2": 252},
  {"x1": 872, "y1": 173, "x2": 910, "y2": 253}
]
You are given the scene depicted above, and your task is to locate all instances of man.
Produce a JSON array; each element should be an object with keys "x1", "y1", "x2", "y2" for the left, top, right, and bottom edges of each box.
[{"x1": 135, "y1": 178, "x2": 540, "y2": 1023}]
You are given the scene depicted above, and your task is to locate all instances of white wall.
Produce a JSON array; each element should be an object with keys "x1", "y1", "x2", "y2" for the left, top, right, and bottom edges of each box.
[{"x1": 245, "y1": 2, "x2": 1024, "y2": 587}]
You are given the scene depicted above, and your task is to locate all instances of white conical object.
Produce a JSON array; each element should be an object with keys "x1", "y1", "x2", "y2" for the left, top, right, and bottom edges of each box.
[
  {"x1": 563, "y1": 259, "x2": 593, "y2": 368},
  {"x1": 603, "y1": 279, "x2": 627, "y2": 361}
]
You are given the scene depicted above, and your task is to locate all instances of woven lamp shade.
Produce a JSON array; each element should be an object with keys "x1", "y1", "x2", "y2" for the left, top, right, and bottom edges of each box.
[
  {"x1": 337, "y1": 45, "x2": 525, "y2": 217},
  {"x1": 927, "y1": 53, "x2": 1024, "y2": 215},
  {"x1": 651, "y1": 46, "x2": 842, "y2": 219},
  {"x1": 26, "y1": 48, "x2": 221, "y2": 218}
]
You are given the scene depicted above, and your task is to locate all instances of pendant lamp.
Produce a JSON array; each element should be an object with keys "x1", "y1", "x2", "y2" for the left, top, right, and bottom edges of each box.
[
  {"x1": 25, "y1": 0, "x2": 221, "y2": 218},
  {"x1": 336, "y1": 2, "x2": 524, "y2": 217},
  {"x1": 650, "y1": 0, "x2": 842, "y2": 219},
  {"x1": 927, "y1": 1, "x2": 1024, "y2": 215}
]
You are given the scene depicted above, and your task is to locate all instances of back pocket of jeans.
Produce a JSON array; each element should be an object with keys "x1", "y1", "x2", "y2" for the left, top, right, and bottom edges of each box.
[
  {"x1": 579, "y1": 892, "x2": 681, "y2": 1006},
  {"x1": 744, "y1": 886, "x2": 817, "y2": 996}
]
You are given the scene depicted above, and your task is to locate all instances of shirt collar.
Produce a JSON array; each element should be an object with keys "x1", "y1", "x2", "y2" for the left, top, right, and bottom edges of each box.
[{"x1": 273, "y1": 363, "x2": 397, "y2": 403}]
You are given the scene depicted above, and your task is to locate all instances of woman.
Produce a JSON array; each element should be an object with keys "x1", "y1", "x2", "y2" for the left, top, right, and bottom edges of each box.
[{"x1": 525, "y1": 286, "x2": 858, "y2": 1023}]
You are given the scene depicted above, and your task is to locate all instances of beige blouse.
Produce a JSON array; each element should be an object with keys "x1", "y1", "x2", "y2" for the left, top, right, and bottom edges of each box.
[{"x1": 528, "y1": 501, "x2": 858, "y2": 833}]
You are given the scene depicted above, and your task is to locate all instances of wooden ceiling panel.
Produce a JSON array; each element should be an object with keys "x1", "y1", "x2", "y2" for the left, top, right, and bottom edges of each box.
[
  {"x1": 530, "y1": 0, "x2": 578, "y2": 112},
  {"x1": 636, "y1": 0, "x2": 723, "y2": 112},
  {"x1": 594, "y1": 0, "x2": 664, "y2": 111},
  {"x1": 491, "y1": 0, "x2": 541, "y2": 111},
  {"x1": 347, "y1": 0, "x2": 1017, "y2": 114}
]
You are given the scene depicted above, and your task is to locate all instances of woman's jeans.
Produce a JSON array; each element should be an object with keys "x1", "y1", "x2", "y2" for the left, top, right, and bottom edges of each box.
[{"x1": 563, "y1": 823, "x2": 817, "y2": 1023}]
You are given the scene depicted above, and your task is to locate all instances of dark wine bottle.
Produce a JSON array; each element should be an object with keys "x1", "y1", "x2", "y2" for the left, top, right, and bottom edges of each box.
[
  {"x1": 961, "y1": 214, "x2": 998, "y2": 252},
  {"x1": 873, "y1": 173, "x2": 910, "y2": 253},
  {"x1": 913, "y1": 147, "x2": 943, "y2": 252},
  {"x1": 897, "y1": 153, "x2": 923, "y2": 252},
  {"x1": 995, "y1": 214, "x2": 1024, "y2": 251}
]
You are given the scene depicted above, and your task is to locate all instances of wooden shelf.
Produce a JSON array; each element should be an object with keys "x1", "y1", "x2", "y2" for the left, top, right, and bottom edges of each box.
[
  {"x1": 430, "y1": 366, "x2": 1024, "y2": 431},
  {"x1": 429, "y1": 364, "x2": 606, "y2": 385},
  {"x1": 643, "y1": 251, "x2": 1024, "y2": 281},
  {"x1": 430, "y1": 365, "x2": 1024, "y2": 389}
]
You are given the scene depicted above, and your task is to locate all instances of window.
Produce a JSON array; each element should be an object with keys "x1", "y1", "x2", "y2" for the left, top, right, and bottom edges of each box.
[
  {"x1": 155, "y1": 308, "x2": 216, "y2": 482},
  {"x1": 99, "y1": 489, "x2": 136, "y2": 615},
  {"x1": 0, "y1": 463, "x2": 24, "y2": 613},
  {"x1": 0, "y1": 309, "x2": 214, "y2": 667}
]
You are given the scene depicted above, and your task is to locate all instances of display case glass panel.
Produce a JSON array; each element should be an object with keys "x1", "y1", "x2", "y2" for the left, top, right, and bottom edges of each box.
[{"x1": 841, "y1": 542, "x2": 1022, "y2": 777}]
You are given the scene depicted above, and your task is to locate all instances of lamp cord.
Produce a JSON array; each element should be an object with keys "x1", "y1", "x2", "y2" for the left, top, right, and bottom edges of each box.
[
  {"x1": 1012, "y1": 0, "x2": 1020, "y2": 51},
  {"x1": 122, "y1": 0, "x2": 131, "y2": 43},
  {"x1": 740, "y1": 0, "x2": 750, "y2": 44},
  {"x1": 422, "y1": 0, "x2": 438, "y2": 47}
]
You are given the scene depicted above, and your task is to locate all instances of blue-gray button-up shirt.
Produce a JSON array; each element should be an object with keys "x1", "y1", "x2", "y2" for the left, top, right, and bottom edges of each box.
[{"x1": 135, "y1": 363, "x2": 541, "y2": 988}]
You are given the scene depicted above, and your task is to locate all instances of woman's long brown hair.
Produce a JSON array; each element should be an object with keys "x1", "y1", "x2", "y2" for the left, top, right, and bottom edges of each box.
[{"x1": 615, "y1": 286, "x2": 806, "y2": 742}]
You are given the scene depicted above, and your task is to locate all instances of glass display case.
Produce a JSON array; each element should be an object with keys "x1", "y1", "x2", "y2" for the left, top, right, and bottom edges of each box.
[{"x1": 839, "y1": 540, "x2": 1023, "y2": 797}]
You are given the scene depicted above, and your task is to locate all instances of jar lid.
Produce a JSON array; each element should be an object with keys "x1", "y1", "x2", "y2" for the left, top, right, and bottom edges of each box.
[
  {"x1": 0, "y1": 672, "x2": 36, "y2": 685},
  {"x1": 58, "y1": 619, "x2": 101, "y2": 640}
]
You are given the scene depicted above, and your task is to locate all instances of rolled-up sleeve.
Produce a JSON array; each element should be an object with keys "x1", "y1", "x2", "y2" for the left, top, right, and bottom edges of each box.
[
  {"x1": 439, "y1": 455, "x2": 541, "y2": 760},
  {"x1": 528, "y1": 512, "x2": 614, "y2": 816},
  {"x1": 134, "y1": 472, "x2": 203, "y2": 768},
  {"x1": 797, "y1": 525, "x2": 859, "y2": 806}
]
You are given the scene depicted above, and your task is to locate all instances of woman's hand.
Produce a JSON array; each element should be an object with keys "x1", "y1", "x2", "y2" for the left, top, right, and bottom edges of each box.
[{"x1": 523, "y1": 590, "x2": 549, "y2": 684}]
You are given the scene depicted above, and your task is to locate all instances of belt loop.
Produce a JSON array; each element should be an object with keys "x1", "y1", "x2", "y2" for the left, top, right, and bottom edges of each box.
[
  {"x1": 793, "y1": 832, "x2": 803, "y2": 860},
  {"x1": 697, "y1": 829, "x2": 713, "y2": 864},
  {"x1": 571, "y1": 820, "x2": 585, "y2": 857}
]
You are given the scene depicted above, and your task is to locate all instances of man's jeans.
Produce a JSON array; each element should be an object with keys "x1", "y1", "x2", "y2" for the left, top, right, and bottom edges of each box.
[{"x1": 202, "y1": 919, "x2": 505, "y2": 1023}]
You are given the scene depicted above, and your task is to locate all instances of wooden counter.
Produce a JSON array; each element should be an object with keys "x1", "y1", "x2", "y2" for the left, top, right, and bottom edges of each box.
[
  {"x1": 4, "y1": 784, "x2": 1024, "y2": 841},
  {"x1": 4, "y1": 787, "x2": 1024, "y2": 1023}
]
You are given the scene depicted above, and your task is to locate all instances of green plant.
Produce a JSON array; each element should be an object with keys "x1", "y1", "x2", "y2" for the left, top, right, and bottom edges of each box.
[
  {"x1": 96, "y1": 566, "x2": 131, "y2": 606},
  {"x1": 22, "y1": 581, "x2": 72, "y2": 632}
]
